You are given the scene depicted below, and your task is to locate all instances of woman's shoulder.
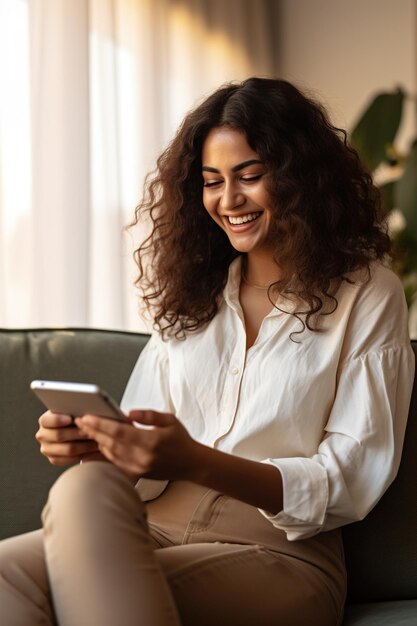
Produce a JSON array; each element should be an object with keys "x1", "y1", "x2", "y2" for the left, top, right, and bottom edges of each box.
[
  {"x1": 367, "y1": 261, "x2": 403, "y2": 289},
  {"x1": 335, "y1": 261, "x2": 410, "y2": 358},
  {"x1": 345, "y1": 261, "x2": 405, "y2": 308}
]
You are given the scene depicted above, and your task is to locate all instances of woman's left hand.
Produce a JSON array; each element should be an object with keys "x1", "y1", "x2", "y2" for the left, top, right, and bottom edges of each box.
[{"x1": 74, "y1": 410, "x2": 201, "y2": 481}]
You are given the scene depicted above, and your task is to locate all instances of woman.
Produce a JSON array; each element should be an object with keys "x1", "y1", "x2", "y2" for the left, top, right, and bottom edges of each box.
[{"x1": 0, "y1": 77, "x2": 414, "y2": 626}]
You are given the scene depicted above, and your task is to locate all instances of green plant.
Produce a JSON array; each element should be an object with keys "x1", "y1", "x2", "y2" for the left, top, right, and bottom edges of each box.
[{"x1": 350, "y1": 88, "x2": 417, "y2": 305}]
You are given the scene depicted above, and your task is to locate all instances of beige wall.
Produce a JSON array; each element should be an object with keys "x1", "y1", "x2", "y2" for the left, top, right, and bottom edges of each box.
[{"x1": 277, "y1": 0, "x2": 416, "y2": 149}]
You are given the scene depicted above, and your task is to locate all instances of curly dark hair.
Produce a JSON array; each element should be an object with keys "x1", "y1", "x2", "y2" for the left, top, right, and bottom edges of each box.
[{"x1": 130, "y1": 77, "x2": 391, "y2": 339}]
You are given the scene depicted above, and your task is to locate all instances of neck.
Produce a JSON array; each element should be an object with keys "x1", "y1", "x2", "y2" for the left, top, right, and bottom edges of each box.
[{"x1": 241, "y1": 251, "x2": 283, "y2": 288}]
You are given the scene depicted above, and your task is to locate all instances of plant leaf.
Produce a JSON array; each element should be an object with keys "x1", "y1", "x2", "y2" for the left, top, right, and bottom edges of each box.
[
  {"x1": 391, "y1": 225, "x2": 417, "y2": 279},
  {"x1": 350, "y1": 88, "x2": 405, "y2": 172},
  {"x1": 379, "y1": 181, "x2": 395, "y2": 215},
  {"x1": 394, "y1": 140, "x2": 417, "y2": 235}
]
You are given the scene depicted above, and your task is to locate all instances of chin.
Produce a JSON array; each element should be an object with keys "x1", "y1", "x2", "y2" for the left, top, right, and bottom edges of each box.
[{"x1": 227, "y1": 236, "x2": 266, "y2": 254}]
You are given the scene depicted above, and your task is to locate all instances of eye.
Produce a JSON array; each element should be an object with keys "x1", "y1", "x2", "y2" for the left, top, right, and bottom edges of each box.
[
  {"x1": 241, "y1": 174, "x2": 263, "y2": 183},
  {"x1": 203, "y1": 179, "x2": 222, "y2": 188}
]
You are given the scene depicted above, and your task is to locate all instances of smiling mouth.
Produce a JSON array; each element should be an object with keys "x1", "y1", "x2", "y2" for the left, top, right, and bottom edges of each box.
[{"x1": 228, "y1": 211, "x2": 262, "y2": 225}]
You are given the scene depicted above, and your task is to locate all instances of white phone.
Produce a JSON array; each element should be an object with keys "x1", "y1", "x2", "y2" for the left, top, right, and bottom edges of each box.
[{"x1": 30, "y1": 380, "x2": 127, "y2": 422}]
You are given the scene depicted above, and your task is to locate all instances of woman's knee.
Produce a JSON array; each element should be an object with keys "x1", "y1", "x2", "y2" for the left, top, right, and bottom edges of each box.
[
  {"x1": 43, "y1": 461, "x2": 145, "y2": 526},
  {"x1": 48, "y1": 461, "x2": 126, "y2": 503}
]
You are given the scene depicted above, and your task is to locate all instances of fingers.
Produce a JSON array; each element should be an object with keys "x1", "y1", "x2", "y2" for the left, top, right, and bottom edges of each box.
[
  {"x1": 75, "y1": 414, "x2": 157, "y2": 456},
  {"x1": 43, "y1": 456, "x2": 82, "y2": 466},
  {"x1": 36, "y1": 411, "x2": 90, "y2": 443},
  {"x1": 128, "y1": 409, "x2": 176, "y2": 428},
  {"x1": 74, "y1": 411, "x2": 189, "y2": 480},
  {"x1": 38, "y1": 411, "x2": 73, "y2": 428},
  {"x1": 36, "y1": 426, "x2": 88, "y2": 444},
  {"x1": 38, "y1": 439, "x2": 100, "y2": 464},
  {"x1": 74, "y1": 415, "x2": 155, "y2": 473},
  {"x1": 36, "y1": 410, "x2": 97, "y2": 466},
  {"x1": 74, "y1": 415, "x2": 135, "y2": 447}
]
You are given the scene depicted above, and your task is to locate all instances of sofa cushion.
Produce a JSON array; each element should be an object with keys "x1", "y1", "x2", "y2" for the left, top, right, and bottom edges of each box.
[{"x1": 342, "y1": 599, "x2": 417, "y2": 625}]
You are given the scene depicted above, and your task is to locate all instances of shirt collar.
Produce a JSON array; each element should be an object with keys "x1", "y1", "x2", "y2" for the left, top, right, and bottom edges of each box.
[{"x1": 223, "y1": 256, "x2": 243, "y2": 313}]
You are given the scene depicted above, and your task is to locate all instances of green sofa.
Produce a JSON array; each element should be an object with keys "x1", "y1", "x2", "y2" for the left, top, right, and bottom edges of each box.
[{"x1": 1, "y1": 328, "x2": 416, "y2": 624}]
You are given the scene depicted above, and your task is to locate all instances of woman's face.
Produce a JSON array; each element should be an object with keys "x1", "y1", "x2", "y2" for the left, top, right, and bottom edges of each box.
[{"x1": 202, "y1": 127, "x2": 275, "y2": 255}]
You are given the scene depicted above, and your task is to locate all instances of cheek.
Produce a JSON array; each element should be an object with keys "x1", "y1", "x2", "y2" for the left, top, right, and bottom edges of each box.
[
  {"x1": 256, "y1": 188, "x2": 274, "y2": 209},
  {"x1": 203, "y1": 196, "x2": 220, "y2": 222},
  {"x1": 263, "y1": 210, "x2": 275, "y2": 236}
]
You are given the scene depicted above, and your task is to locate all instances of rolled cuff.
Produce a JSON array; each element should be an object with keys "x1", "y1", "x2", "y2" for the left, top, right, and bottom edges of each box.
[{"x1": 258, "y1": 457, "x2": 329, "y2": 540}]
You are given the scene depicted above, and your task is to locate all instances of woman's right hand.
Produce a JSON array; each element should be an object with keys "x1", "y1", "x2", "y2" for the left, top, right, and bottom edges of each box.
[{"x1": 35, "y1": 411, "x2": 105, "y2": 465}]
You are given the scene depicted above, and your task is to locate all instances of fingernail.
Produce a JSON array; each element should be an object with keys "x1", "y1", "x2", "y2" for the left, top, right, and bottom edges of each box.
[{"x1": 58, "y1": 414, "x2": 73, "y2": 425}]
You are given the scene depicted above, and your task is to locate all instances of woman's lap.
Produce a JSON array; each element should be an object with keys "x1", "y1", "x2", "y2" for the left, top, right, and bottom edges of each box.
[
  {"x1": 0, "y1": 530, "x2": 343, "y2": 626},
  {"x1": 157, "y1": 540, "x2": 343, "y2": 626},
  {"x1": 149, "y1": 479, "x2": 346, "y2": 626},
  {"x1": 0, "y1": 464, "x2": 346, "y2": 626}
]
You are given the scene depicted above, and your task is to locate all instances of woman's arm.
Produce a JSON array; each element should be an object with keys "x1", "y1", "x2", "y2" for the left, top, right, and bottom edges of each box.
[
  {"x1": 192, "y1": 440, "x2": 283, "y2": 514},
  {"x1": 75, "y1": 409, "x2": 283, "y2": 515}
]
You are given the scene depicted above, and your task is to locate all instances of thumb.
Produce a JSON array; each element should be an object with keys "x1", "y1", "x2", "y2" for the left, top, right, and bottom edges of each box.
[{"x1": 128, "y1": 409, "x2": 176, "y2": 428}]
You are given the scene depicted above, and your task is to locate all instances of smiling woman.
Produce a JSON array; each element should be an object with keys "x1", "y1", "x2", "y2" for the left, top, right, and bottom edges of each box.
[
  {"x1": 133, "y1": 77, "x2": 391, "y2": 340},
  {"x1": 0, "y1": 77, "x2": 414, "y2": 626},
  {"x1": 200, "y1": 126, "x2": 282, "y2": 344},
  {"x1": 202, "y1": 128, "x2": 275, "y2": 256}
]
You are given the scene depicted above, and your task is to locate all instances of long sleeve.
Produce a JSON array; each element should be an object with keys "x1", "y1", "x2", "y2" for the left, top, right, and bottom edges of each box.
[
  {"x1": 260, "y1": 343, "x2": 414, "y2": 540},
  {"x1": 120, "y1": 333, "x2": 173, "y2": 500},
  {"x1": 259, "y1": 265, "x2": 415, "y2": 540},
  {"x1": 120, "y1": 333, "x2": 174, "y2": 415}
]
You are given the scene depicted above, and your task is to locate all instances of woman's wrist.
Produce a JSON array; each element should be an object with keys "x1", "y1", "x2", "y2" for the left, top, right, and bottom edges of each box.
[
  {"x1": 188, "y1": 441, "x2": 213, "y2": 484},
  {"x1": 187, "y1": 441, "x2": 283, "y2": 515}
]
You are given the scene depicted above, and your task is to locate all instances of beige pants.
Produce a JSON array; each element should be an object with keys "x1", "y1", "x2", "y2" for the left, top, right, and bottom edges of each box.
[{"x1": 0, "y1": 462, "x2": 346, "y2": 626}]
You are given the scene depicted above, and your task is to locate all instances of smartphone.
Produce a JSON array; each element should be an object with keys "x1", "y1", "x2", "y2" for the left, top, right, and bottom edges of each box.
[{"x1": 30, "y1": 380, "x2": 127, "y2": 422}]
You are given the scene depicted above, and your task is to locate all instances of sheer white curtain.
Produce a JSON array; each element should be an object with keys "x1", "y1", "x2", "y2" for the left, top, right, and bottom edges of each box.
[{"x1": 0, "y1": 0, "x2": 277, "y2": 331}]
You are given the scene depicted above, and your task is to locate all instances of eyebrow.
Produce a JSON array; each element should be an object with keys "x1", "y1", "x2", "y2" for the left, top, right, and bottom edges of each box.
[{"x1": 202, "y1": 159, "x2": 263, "y2": 173}]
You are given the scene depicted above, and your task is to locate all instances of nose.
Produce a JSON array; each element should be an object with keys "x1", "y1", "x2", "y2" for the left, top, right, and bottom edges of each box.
[{"x1": 219, "y1": 181, "x2": 245, "y2": 212}]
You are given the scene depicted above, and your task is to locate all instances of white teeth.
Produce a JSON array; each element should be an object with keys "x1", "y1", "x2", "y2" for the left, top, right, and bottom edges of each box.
[{"x1": 228, "y1": 212, "x2": 261, "y2": 225}]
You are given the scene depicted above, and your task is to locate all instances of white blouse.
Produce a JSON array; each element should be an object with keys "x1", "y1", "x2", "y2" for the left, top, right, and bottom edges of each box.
[{"x1": 121, "y1": 257, "x2": 415, "y2": 540}]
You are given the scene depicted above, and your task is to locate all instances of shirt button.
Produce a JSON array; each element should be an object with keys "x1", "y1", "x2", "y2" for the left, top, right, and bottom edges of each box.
[{"x1": 230, "y1": 366, "x2": 239, "y2": 375}]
